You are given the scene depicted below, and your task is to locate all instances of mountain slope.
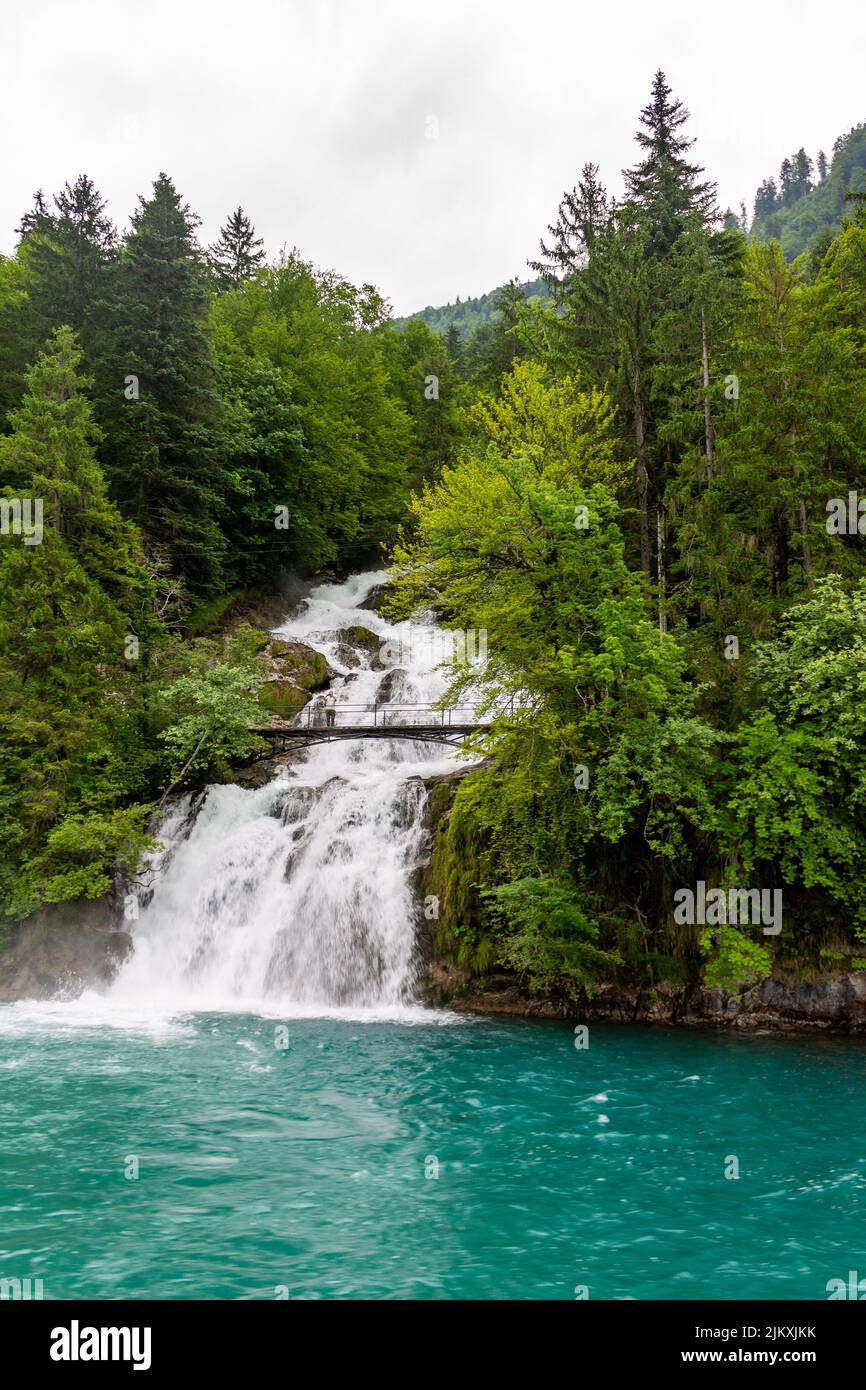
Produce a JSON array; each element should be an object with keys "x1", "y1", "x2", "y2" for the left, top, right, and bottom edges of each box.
[
  {"x1": 750, "y1": 123, "x2": 866, "y2": 258},
  {"x1": 395, "y1": 277, "x2": 548, "y2": 338}
]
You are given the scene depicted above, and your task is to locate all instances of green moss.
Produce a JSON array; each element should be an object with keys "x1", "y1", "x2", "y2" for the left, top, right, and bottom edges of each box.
[
  {"x1": 423, "y1": 774, "x2": 495, "y2": 973},
  {"x1": 342, "y1": 626, "x2": 380, "y2": 653},
  {"x1": 260, "y1": 681, "x2": 307, "y2": 718},
  {"x1": 271, "y1": 642, "x2": 329, "y2": 691}
]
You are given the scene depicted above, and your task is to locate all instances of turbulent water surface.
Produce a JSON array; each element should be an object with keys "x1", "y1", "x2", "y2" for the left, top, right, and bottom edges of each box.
[{"x1": 1, "y1": 573, "x2": 864, "y2": 1299}]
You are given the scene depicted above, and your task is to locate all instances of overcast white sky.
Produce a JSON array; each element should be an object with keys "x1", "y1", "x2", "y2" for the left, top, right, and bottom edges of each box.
[{"x1": 2, "y1": 0, "x2": 865, "y2": 315}]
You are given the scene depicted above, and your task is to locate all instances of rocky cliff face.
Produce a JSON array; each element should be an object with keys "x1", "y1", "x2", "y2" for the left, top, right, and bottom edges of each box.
[{"x1": 0, "y1": 894, "x2": 130, "y2": 1002}]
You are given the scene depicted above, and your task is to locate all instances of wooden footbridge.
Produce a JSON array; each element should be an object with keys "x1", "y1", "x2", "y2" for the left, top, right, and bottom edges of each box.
[{"x1": 250, "y1": 702, "x2": 488, "y2": 749}]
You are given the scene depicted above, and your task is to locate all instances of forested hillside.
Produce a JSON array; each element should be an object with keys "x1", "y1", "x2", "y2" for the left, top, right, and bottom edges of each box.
[
  {"x1": 750, "y1": 122, "x2": 866, "y2": 259},
  {"x1": 4, "y1": 71, "x2": 866, "y2": 1005},
  {"x1": 0, "y1": 180, "x2": 463, "y2": 923},
  {"x1": 387, "y1": 72, "x2": 866, "y2": 998},
  {"x1": 395, "y1": 277, "x2": 548, "y2": 338}
]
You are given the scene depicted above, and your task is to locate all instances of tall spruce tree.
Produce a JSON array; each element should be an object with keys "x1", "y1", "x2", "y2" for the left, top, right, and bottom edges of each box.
[
  {"x1": 18, "y1": 175, "x2": 115, "y2": 339},
  {"x1": 94, "y1": 173, "x2": 229, "y2": 593},
  {"x1": 208, "y1": 206, "x2": 265, "y2": 290},
  {"x1": 535, "y1": 73, "x2": 725, "y2": 590},
  {"x1": 3, "y1": 177, "x2": 116, "y2": 419},
  {"x1": 0, "y1": 329, "x2": 152, "y2": 917},
  {"x1": 532, "y1": 163, "x2": 610, "y2": 283},
  {"x1": 624, "y1": 70, "x2": 717, "y2": 255}
]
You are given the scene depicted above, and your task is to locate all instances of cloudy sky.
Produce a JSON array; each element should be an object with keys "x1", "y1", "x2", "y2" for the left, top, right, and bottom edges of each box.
[{"x1": 2, "y1": 0, "x2": 864, "y2": 315}]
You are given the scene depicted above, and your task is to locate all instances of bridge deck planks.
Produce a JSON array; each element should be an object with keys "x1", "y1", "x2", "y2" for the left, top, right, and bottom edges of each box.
[{"x1": 250, "y1": 724, "x2": 484, "y2": 739}]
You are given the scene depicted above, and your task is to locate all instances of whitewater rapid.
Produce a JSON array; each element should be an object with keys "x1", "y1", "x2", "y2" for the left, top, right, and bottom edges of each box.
[{"x1": 101, "y1": 571, "x2": 466, "y2": 1021}]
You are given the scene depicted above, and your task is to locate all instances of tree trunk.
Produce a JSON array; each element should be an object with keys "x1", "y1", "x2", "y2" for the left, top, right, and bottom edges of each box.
[
  {"x1": 799, "y1": 495, "x2": 813, "y2": 576},
  {"x1": 633, "y1": 366, "x2": 651, "y2": 574},
  {"x1": 157, "y1": 730, "x2": 208, "y2": 813},
  {"x1": 700, "y1": 303, "x2": 714, "y2": 484}
]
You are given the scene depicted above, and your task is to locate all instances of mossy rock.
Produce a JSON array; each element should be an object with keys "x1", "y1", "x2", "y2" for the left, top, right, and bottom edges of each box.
[
  {"x1": 360, "y1": 582, "x2": 396, "y2": 616},
  {"x1": 269, "y1": 640, "x2": 333, "y2": 691},
  {"x1": 346, "y1": 625, "x2": 380, "y2": 651},
  {"x1": 260, "y1": 680, "x2": 308, "y2": 718},
  {"x1": 335, "y1": 626, "x2": 386, "y2": 670}
]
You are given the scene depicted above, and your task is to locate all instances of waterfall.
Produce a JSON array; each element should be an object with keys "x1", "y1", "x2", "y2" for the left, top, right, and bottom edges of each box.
[{"x1": 109, "y1": 572, "x2": 464, "y2": 1018}]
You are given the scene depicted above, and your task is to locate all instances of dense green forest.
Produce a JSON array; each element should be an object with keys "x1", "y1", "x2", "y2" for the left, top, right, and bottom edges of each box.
[
  {"x1": 750, "y1": 122, "x2": 866, "y2": 258},
  {"x1": 395, "y1": 277, "x2": 548, "y2": 339},
  {"x1": 0, "y1": 179, "x2": 461, "y2": 921},
  {"x1": 3, "y1": 71, "x2": 866, "y2": 1002},
  {"x1": 387, "y1": 72, "x2": 866, "y2": 996}
]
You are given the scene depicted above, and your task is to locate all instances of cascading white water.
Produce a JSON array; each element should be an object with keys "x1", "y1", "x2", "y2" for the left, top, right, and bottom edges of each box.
[{"x1": 109, "y1": 571, "x2": 466, "y2": 1018}]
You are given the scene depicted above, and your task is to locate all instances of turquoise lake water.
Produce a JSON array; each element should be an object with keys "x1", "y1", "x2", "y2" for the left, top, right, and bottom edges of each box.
[{"x1": 1, "y1": 1007, "x2": 863, "y2": 1300}]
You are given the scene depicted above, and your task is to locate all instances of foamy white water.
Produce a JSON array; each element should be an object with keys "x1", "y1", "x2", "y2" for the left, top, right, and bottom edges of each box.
[{"x1": 107, "y1": 571, "x2": 467, "y2": 1019}]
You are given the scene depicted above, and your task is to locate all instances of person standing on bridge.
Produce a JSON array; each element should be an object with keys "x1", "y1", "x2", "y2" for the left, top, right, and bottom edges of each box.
[{"x1": 324, "y1": 690, "x2": 337, "y2": 729}]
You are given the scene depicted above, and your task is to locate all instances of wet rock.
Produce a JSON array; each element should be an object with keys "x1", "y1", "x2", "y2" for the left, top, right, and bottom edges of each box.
[
  {"x1": 269, "y1": 639, "x2": 333, "y2": 690},
  {"x1": 255, "y1": 639, "x2": 335, "y2": 722},
  {"x1": 260, "y1": 679, "x2": 309, "y2": 719},
  {"x1": 358, "y1": 582, "x2": 395, "y2": 616},
  {"x1": 334, "y1": 625, "x2": 387, "y2": 671},
  {"x1": 216, "y1": 576, "x2": 315, "y2": 634},
  {"x1": 0, "y1": 897, "x2": 131, "y2": 1002},
  {"x1": 415, "y1": 961, "x2": 866, "y2": 1034},
  {"x1": 375, "y1": 668, "x2": 414, "y2": 703},
  {"x1": 232, "y1": 753, "x2": 304, "y2": 789}
]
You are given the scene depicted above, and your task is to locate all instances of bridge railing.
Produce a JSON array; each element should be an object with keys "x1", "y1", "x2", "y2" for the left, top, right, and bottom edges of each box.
[{"x1": 295, "y1": 701, "x2": 481, "y2": 729}]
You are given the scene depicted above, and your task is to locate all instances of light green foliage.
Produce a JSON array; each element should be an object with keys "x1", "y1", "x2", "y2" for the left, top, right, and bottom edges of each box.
[
  {"x1": 482, "y1": 878, "x2": 621, "y2": 998},
  {"x1": 728, "y1": 578, "x2": 866, "y2": 937},
  {"x1": 26, "y1": 808, "x2": 157, "y2": 905},
  {"x1": 390, "y1": 361, "x2": 721, "y2": 991},
  {"x1": 699, "y1": 927, "x2": 773, "y2": 991},
  {"x1": 470, "y1": 359, "x2": 630, "y2": 493},
  {"x1": 159, "y1": 660, "x2": 265, "y2": 788}
]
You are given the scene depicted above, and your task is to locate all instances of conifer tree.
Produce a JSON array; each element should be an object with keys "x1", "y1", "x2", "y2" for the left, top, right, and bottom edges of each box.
[
  {"x1": 1, "y1": 326, "x2": 143, "y2": 602},
  {"x1": 793, "y1": 148, "x2": 814, "y2": 200},
  {"x1": 532, "y1": 163, "x2": 610, "y2": 283},
  {"x1": 624, "y1": 70, "x2": 717, "y2": 254},
  {"x1": 444, "y1": 322, "x2": 462, "y2": 367},
  {"x1": 0, "y1": 329, "x2": 152, "y2": 916},
  {"x1": 19, "y1": 175, "x2": 115, "y2": 338},
  {"x1": 208, "y1": 206, "x2": 265, "y2": 290},
  {"x1": 779, "y1": 156, "x2": 794, "y2": 204},
  {"x1": 94, "y1": 173, "x2": 229, "y2": 592},
  {"x1": 15, "y1": 189, "x2": 51, "y2": 239},
  {"x1": 753, "y1": 178, "x2": 779, "y2": 220}
]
